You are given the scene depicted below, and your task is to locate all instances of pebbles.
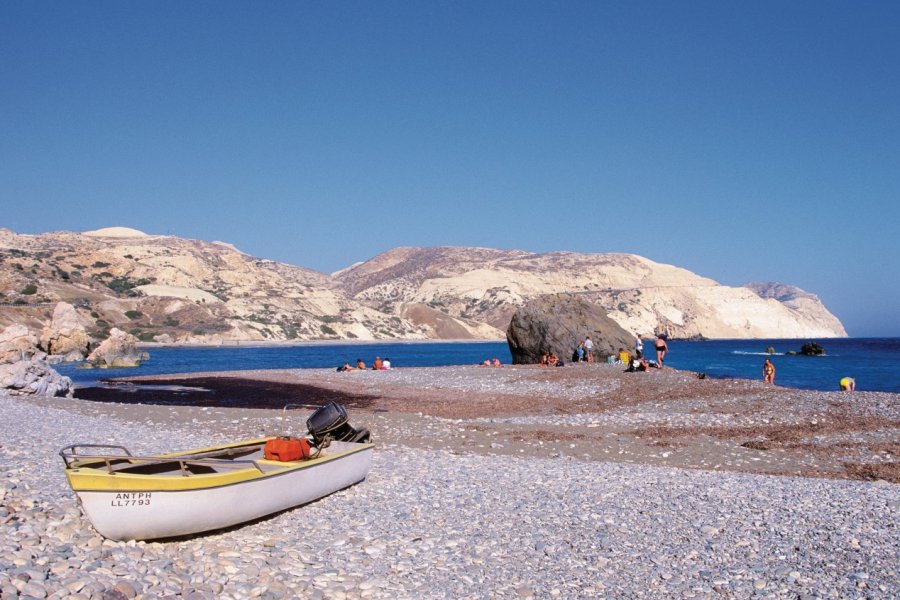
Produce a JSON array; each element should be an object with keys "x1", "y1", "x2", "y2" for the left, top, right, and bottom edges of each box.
[{"x1": 2, "y1": 381, "x2": 899, "y2": 598}]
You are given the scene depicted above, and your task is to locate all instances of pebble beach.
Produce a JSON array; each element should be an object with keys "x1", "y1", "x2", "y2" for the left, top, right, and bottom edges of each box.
[{"x1": 2, "y1": 364, "x2": 898, "y2": 599}]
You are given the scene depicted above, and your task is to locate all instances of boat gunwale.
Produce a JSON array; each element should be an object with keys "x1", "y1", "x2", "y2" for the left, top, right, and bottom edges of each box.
[{"x1": 63, "y1": 438, "x2": 375, "y2": 493}]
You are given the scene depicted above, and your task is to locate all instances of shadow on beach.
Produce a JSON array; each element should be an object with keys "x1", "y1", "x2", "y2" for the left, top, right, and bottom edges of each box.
[{"x1": 74, "y1": 377, "x2": 379, "y2": 410}]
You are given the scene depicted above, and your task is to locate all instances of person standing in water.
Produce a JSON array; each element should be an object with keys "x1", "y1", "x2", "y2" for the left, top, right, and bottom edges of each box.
[
  {"x1": 762, "y1": 359, "x2": 776, "y2": 384},
  {"x1": 654, "y1": 334, "x2": 668, "y2": 368}
]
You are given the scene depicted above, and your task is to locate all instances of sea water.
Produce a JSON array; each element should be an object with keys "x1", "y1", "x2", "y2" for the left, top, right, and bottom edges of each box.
[{"x1": 55, "y1": 338, "x2": 899, "y2": 393}]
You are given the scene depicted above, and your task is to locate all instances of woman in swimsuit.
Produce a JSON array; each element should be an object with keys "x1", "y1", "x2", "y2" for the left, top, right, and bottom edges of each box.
[
  {"x1": 654, "y1": 335, "x2": 668, "y2": 368},
  {"x1": 762, "y1": 359, "x2": 775, "y2": 384}
]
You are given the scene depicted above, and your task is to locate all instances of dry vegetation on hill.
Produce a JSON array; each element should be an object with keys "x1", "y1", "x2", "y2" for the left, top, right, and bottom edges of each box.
[{"x1": 0, "y1": 228, "x2": 846, "y2": 345}]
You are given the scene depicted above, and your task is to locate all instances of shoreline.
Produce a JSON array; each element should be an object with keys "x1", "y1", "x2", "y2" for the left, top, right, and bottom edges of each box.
[{"x1": 136, "y1": 337, "x2": 507, "y2": 349}]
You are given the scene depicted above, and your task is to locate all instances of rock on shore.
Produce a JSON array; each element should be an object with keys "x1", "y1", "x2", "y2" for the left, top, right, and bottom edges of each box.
[
  {"x1": 40, "y1": 302, "x2": 90, "y2": 362},
  {"x1": 86, "y1": 328, "x2": 144, "y2": 368},
  {"x1": 0, "y1": 324, "x2": 72, "y2": 397},
  {"x1": 506, "y1": 294, "x2": 633, "y2": 363}
]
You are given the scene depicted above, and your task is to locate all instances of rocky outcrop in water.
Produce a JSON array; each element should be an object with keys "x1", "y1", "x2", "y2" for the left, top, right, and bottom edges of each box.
[
  {"x1": 86, "y1": 328, "x2": 144, "y2": 368},
  {"x1": 40, "y1": 302, "x2": 90, "y2": 361},
  {"x1": 506, "y1": 294, "x2": 634, "y2": 364},
  {"x1": 0, "y1": 324, "x2": 73, "y2": 397}
]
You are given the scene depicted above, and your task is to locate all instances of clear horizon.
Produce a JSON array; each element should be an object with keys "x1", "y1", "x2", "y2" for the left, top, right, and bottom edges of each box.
[{"x1": 2, "y1": 2, "x2": 898, "y2": 336}]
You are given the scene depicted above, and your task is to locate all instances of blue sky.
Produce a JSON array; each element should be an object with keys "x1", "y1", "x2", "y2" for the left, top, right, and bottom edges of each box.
[{"x1": 2, "y1": 1, "x2": 898, "y2": 336}]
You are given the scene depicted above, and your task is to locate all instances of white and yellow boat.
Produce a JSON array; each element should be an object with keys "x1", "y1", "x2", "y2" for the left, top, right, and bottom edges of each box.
[{"x1": 60, "y1": 436, "x2": 374, "y2": 541}]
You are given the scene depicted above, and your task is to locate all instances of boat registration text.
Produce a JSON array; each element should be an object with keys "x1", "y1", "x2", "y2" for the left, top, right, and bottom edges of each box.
[{"x1": 111, "y1": 492, "x2": 152, "y2": 507}]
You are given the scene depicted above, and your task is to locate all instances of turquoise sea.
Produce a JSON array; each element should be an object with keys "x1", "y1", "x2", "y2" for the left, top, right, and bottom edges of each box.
[{"x1": 56, "y1": 338, "x2": 900, "y2": 394}]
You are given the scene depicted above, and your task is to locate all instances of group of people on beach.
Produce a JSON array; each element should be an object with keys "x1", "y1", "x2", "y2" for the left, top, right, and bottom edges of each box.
[
  {"x1": 571, "y1": 337, "x2": 595, "y2": 363},
  {"x1": 540, "y1": 352, "x2": 564, "y2": 367},
  {"x1": 620, "y1": 333, "x2": 668, "y2": 372},
  {"x1": 337, "y1": 356, "x2": 393, "y2": 372}
]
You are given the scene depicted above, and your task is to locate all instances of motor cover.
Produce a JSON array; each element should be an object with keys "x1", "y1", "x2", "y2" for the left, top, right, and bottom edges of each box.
[{"x1": 307, "y1": 402, "x2": 371, "y2": 445}]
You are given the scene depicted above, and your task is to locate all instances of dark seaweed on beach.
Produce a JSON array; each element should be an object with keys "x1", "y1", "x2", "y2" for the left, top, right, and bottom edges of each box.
[{"x1": 75, "y1": 377, "x2": 379, "y2": 410}]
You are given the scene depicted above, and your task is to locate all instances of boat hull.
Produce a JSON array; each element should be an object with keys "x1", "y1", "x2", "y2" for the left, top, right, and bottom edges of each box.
[{"x1": 66, "y1": 440, "x2": 373, "y2": 540}]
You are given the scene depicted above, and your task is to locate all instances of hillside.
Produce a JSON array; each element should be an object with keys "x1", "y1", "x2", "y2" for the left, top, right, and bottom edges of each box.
[
  {"x1": 0, "y1": 229, "x2": 846, "y2": 344},
  {"x1": 0, "y1": 228, "x2": 428, "y2": 343},
  {"x1": 334, "y1": 247, "x2": 846, "y2": 339}
]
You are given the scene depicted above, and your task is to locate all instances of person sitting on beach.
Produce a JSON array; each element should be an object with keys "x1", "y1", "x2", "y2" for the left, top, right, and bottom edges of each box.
[
  {"x1": 626, "y1": 353, "x2": 650, "y2": 373},
  {"x1": 373, "y1": 356, "x2": 383, "y2": 370},
  {"x1": 481, "y1": 359, "x2": 493, "y2": 367},
  {"x1": 540, "y1": 353, "x2": 550, "y2": 367},
  {"x1": 356, "y1": 358, "x2": 366, "y2": 370},
  {"x1": 762, "y1": 359, "x2": 775, "y2": 384},
  {"x1": 840, "y1": 376, "x2": 856, "y2": 392},
  {"x1": 548, "y1": 353, "x2": 563, "y2": 367},
  {"x1": 492, "y1": 358, "x2": 501, "y2": 367},
  {"x1": 382, "y1": 357, "x2": 392, "y2": 370},
  {"x1": 337, "y1": 362, "x2": 355, "y2": 372}
]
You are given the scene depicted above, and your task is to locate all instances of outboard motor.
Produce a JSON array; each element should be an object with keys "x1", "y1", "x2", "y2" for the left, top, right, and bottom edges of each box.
[{"x1": 307, "y1": 402, "x2": 371, "y2": 446}]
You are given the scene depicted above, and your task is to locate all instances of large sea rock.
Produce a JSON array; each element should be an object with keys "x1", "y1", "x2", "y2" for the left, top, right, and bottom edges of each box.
[
  {"x1": 0, "y1": 324, "x2": 73, "y2": 397},
  {"x1": 506, "y1": 294, "x2": 634, "y2": 364},
  {"x1": 40, "y1": 302, "x2": 90, "y2": 361},
  {"x1": 86, "y1": 327, "x2": 144, "y2": 367}
]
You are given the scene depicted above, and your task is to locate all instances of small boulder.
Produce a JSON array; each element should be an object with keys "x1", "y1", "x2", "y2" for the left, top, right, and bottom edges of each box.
[
  {"x1": 0, "y1": 324, "x2": 73, "y2": 397},
  {"x1": 40, "y1": 302, "x2": 91, "y2": 361},
  {"x1": 506, "y1": 294, "x2": 634, "y2": 364},
  {"x1": 87, "y1": 328, "x2": 144, "y2": 367}
]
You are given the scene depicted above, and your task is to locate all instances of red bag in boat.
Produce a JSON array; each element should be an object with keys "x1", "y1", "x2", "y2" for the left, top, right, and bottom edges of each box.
[{"x1": 264, "y1": 437, "x2": 311, "y2": 461}]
